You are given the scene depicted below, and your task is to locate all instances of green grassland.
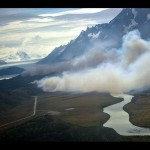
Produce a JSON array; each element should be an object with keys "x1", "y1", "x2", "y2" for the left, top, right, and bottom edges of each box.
[
  {"x1": 124, "y1": 93, "x2": 150, "y2": 128},
  {"x1": 0, "y1": 91, "x2": 123, "y2": 128},
  {"x1": 0, "y1": 92, "x2": 125, "y2": 141},
  {"x1": 0, "y1": 98, "x2": 34, "y2": 126},
  {"x1": 1, "y1": 89, "x2": 150, "y2": 141},
  {"x1": 0, "y1": 114, "x2": 124, "y2": 142},
  {"x1": 36, "y1": 92, "x2": 123, "y2": 126}
]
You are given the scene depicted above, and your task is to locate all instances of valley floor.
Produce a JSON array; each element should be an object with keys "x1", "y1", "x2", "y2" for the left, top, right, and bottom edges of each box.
[{"x1": 0, "y1": 91, "x2": 150, "y2": 141}]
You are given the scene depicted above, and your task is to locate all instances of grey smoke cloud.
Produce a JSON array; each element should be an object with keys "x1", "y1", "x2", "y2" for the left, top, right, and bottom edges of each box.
[
  {"x1": 36, "y1": 30, "x2": 150, "y2": 94},
  {"x1": 22, "y1": 62, "x2": 72, "y2": 76},
  {"x1": 22, "y1": 41, "x2": 118, "y2": 76}
]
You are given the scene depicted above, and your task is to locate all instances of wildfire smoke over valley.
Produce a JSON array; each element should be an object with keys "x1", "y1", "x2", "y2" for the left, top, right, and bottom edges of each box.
[{"x1": 35, "y1": 30, "x2": 150, "y2": 94}]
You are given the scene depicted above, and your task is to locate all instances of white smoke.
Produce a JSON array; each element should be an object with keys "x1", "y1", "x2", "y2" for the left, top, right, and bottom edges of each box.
[{"x1": 36, "y1": 30, "x2": 150, "y2": 94}]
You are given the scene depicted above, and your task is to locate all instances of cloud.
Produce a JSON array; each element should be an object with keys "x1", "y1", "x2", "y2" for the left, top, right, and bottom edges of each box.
[
  {"x1": 39, "y1": 8, "x2": 108, "y2": 17},
  {"x1": 0, "y1": 8, "x2": 121, "y2": 61},
  {"x1": 36, "y1": 30, "x2": 150, "y2": 94},
  {"x1": 26, "y1": 17, "x2": 54, "y2": 23}
]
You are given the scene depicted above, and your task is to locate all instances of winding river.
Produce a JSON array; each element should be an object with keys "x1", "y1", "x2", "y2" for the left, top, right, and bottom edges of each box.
[{"x1": 103, "y1": 94, "x2": 150, "y2": 136}]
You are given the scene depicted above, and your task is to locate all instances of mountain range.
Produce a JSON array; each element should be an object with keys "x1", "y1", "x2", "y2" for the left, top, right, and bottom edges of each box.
[
  {"x1": 39, "y1": 8, "x2": 150, "y2": 65},
  {"x1": 0, "y1": 51, "x2": 31, "y2": 63},
  {"x1": 0, "y1": 51, "x2": 43, "y2": 63}
]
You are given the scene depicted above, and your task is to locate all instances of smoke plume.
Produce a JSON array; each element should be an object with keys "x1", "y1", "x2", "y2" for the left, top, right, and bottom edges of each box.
[{"x1": 36, "y1": 30, "x2": 150, "y2": 94}]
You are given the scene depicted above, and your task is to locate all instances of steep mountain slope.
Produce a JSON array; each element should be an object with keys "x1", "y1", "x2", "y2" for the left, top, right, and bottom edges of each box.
[
  {"x1": 39, "y1": 23, "x2": 108, "y2": 64},
  {"x1": 99, "y1": 8, "x2": 150, "y2": 44},
  {"x1": 39, "y1": 8, "x2": 150, "y2": 65}
]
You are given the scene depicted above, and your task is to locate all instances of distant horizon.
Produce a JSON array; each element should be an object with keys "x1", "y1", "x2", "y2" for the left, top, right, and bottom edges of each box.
[{"x1": 0, "y1": 8, "x2": 121, "y2": 62}]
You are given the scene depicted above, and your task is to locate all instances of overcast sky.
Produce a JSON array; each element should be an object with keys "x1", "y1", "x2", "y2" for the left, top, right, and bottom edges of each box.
[{"x1": 0, "y1": 8, "x2": 122, "y2": 60}]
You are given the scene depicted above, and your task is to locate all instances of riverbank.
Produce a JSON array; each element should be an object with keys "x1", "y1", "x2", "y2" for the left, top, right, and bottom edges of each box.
[
  {"x1": 124, "y1": 94, "x2": 150, "y2": 128},
  {"x1": 103, "y1": 94, "x2": 150, "y2": 136}
]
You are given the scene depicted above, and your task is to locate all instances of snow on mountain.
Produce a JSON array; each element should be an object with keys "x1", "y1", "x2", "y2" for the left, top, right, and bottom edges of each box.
[
  {"x1": 132, "y1": 8, "x2": 138, "y2": 19},
  {"x1": 0, "y1": 50, "x2": 44, "y2": 63},
  {"x1": 16, "y1": 51, "x2": 30, "y2": 61},
  {"x1": 147, "y1": 13, "x2": 150, "y2": 20},
  {"x1": 2, "y1": 51, "x2": 30, "y2": 62}
]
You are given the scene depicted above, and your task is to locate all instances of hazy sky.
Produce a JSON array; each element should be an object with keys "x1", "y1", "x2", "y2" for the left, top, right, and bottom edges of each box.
[{"x1": 0, "y1": 8, "x2": 122, "y2": 60}]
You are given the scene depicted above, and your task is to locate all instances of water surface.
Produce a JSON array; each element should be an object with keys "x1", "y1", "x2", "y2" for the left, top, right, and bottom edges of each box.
[{"x1": 103, "y1": 94, "x2": 150, "y2": 136}]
